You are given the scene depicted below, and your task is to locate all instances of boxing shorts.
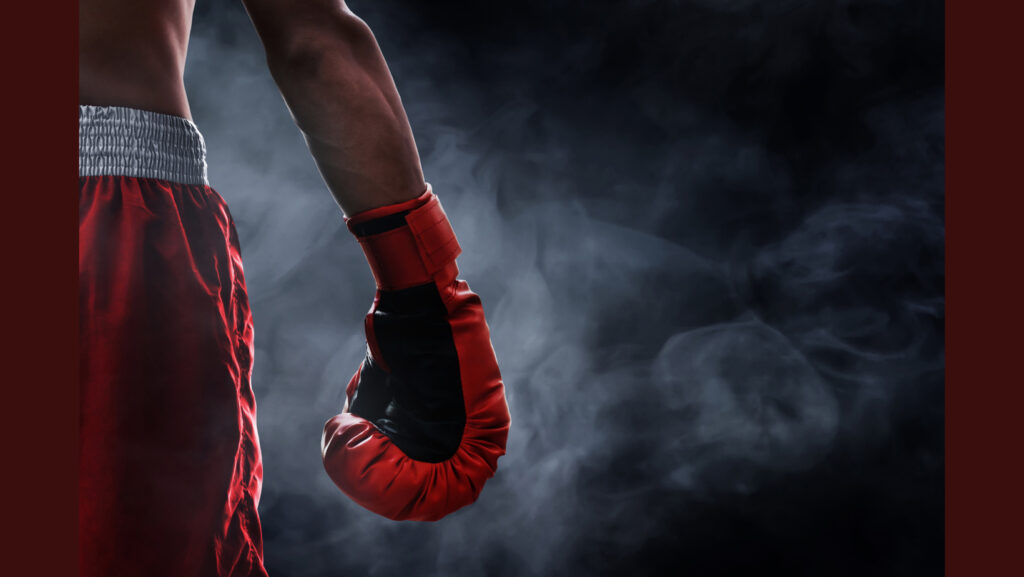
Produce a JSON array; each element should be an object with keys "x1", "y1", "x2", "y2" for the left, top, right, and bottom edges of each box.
[{"x1": 79, "y1": 105, "x2": 267, "y2": 577}]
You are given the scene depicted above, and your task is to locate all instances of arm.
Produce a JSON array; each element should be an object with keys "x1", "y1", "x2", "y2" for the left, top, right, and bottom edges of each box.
[
  {"x1": 242, "y1": 0, "x2": 424, "y2": 215},
  {"x1": 242, "y1": 0, "x2": 510, "y2": 521}
]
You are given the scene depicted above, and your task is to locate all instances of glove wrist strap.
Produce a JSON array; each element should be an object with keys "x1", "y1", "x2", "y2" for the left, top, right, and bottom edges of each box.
[{"x1": 346, "y1": 184, "x2": 462, "y2": 291}]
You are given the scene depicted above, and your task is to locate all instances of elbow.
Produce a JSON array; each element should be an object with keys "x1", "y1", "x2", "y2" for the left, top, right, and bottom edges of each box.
[{"x1": 256, "y1": 7, "x2": 378, "y2": 83}]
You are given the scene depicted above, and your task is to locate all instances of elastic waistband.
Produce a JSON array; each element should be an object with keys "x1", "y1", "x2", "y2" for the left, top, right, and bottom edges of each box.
[{"x1": 79, "y1": 105, "x2": 209, "y2": 186}]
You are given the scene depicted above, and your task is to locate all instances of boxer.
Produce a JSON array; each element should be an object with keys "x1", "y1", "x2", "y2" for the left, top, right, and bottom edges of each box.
[{"x1": 79, "y1": 0, "x2": 510, "y2": 575}]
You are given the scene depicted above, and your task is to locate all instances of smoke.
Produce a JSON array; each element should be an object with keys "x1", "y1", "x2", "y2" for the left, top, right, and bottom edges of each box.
[{"x1": 185, "y1": 1, "x2": 943, "y2": 575}]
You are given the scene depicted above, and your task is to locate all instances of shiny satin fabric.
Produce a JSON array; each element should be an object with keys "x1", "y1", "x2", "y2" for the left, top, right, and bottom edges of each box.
[{"x1": 79, "y1": 175, "x2": 267, "y2": 577}]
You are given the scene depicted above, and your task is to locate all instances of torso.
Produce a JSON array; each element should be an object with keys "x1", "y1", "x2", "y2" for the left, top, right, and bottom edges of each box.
[{"x1": 79, "y1": 0, "x2": 196, "y2": 119}]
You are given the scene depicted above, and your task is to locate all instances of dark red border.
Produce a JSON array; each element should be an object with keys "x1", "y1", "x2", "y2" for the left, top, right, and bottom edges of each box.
[
  {"x1": 0, "y1": 1, "x2": 1014, "y2": 575},
  {"x1": 1, "y1": 2, "x2": 78, "y2": 576},
  {"x1": 946, "y1": 1, "x2": 1023, "y2": 575}
]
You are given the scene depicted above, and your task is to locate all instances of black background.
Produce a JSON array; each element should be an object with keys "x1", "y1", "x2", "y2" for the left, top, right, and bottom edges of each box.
[{"x1": 186, "y1": 1, "x2": 944, "y2": 575}]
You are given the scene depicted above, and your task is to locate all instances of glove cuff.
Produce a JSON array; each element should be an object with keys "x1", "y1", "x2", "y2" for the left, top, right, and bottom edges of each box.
[{"x1": 346, "y1": 184, "x2": 462, "y2": 291}]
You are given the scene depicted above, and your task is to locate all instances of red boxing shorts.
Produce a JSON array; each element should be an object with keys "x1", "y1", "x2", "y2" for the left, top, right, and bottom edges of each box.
[{"x1": 79, "y1": 106, "x2": 267, "y2": 577}]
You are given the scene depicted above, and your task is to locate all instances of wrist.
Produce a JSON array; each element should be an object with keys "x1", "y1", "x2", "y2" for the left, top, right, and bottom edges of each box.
[{"x1": 345, "y1": 184, "x2": 461, "y2": 291}]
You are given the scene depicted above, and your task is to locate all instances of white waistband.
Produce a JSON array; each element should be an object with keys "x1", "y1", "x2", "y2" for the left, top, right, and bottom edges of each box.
[{"x1": 78, "y1": 105, "x2": 209, "y2": 186}]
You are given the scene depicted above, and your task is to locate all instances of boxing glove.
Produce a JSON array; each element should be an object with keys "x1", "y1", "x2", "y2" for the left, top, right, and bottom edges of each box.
[{"x1": 321, "y1": 185, "x2": 510, "y2": 521}]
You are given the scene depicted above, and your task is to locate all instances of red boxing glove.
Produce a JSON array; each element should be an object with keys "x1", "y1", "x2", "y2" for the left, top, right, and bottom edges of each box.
[{"x1": 321, "y1": 185, "x2": 510, "y2": 521}]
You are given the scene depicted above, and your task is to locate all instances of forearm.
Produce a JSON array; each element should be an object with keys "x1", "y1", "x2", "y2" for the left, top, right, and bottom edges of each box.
[
  {"x1": 244, "y1": 1, "x2": 510, "y2": 521},
  {"x1": 243, "y1": 0, "x2": 424, "y2": 215}
]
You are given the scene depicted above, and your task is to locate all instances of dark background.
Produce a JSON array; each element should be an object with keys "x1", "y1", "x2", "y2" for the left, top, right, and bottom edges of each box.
[{"x1": 185, "y1": 1, "x2": 944, "y2": 575}]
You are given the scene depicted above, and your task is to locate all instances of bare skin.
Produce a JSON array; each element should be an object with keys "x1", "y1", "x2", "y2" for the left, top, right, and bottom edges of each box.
[
  {"x1": 80, "y1": 0, "x2": 425, "y2": 215},
  {"x1": 79, "y1": 0, "x2": 195, "y2": 119}
]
